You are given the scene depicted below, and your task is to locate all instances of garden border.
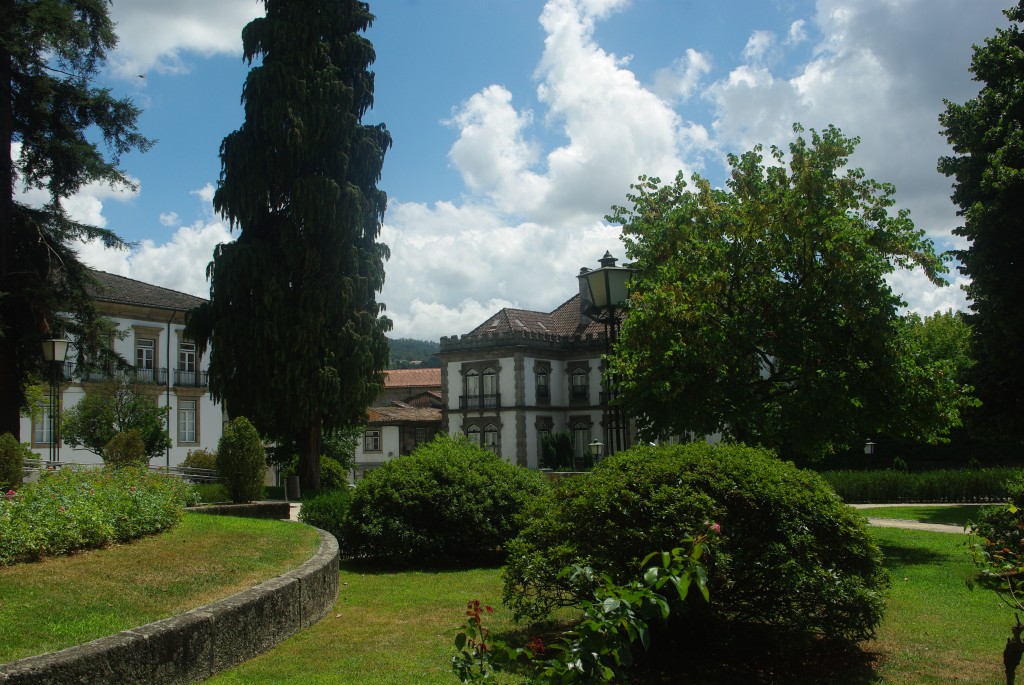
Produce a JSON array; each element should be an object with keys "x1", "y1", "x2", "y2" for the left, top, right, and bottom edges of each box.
[{"x1": 0, "y1": 525, "x2": 339, "y2": 685}]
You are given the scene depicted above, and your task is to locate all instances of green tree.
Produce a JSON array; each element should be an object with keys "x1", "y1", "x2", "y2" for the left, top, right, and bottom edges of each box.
[
  {"x1": 216, "y1": 416, "x2": 266, "y2": 504},
  {"x1": 61, "y1": 375, "x2": 171, "y2": 462},
  {"x1": 0, "y1": 1, "x2": 152, "y2": 440},
  {"x1": 938, "y1": 2, "x2": 1024, "y2": 439},
  {"x1": 187, "y1": 0, "x2": 392, "y2": 492},
  {"x1": 610, "y1": 124, "x2": 970, "y2": 461}
]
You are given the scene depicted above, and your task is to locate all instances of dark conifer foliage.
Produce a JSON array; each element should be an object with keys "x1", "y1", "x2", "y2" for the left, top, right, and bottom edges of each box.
[
  {"x1": 939, "y1": 2, "x2": 1024, "y2": 439},
  {"x1": 188, "y1": 0, "x2": 392, "y2": 491},
  {"x1": 0, "y1": 0, "x2": 151, "y2": 438}
]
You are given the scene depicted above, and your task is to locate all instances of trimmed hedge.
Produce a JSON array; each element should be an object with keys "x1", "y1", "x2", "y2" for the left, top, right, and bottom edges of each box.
[
  {"x1": 299, "y1": 487, "x2": 350, "y2": 541},
  {"x1": 503, "y1": 443, "x2": 888, "y2": 641},
  {"x1": 821, "y1": 467, "x2": 1022, "y2": 503},
  {"x1": 343, "y1": 435, "x2": 548, "y2": 565},
  {"x1": 0, "y1": 467, "x2": 198, "y2": 565}
]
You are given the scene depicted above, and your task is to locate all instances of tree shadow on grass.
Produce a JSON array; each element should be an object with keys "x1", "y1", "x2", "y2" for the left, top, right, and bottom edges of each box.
[
  {"x1": 339, "y1": 556, "x2": 506, "y2": 575},
  {"x1": 877, "y1": 541, "x2": 952, "y2": 568}
]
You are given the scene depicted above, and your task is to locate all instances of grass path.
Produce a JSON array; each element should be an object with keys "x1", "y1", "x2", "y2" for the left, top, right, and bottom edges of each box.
[{"x1": 0, "y1": 513, "x2": 321, "y2": 664}]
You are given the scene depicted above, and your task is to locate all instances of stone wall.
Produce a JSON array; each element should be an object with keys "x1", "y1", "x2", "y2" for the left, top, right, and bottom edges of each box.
[{"x1": 0, "y1": 528, "x2": 339, "y2": 685}]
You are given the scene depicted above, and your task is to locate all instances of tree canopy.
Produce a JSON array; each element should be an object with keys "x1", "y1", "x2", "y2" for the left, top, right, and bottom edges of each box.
[
  {"x1": 0, "y1": 0, "x2": 151, "y2": 440},
  {"x1": 61, "y1": 375, "x2": 172, "y2": 462},
  {"x1": 187, "y1": 0, "x2": 392, "y2": 490},
  {"x1": 938, "y1": 1, "x2": 1024, "y2": 439},
  {"x1": 609, "y1": 124, "x2": 974, "y2": 461}
]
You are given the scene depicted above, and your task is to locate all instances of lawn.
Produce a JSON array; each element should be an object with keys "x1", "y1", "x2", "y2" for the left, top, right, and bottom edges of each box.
[
  {"x1": 207, "y1": 525, "x2": 1014, "y2": 685},
  {"x1": 855, "y1": 504, "x2": 989, "y2": 528},
  {"x1": 0, "y1": 513, "x2": 321, "y2": 664}
]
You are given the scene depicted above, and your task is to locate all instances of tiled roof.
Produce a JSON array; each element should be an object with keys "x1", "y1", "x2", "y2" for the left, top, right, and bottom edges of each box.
[
  {"x1": 384, "y1": 368, "x2": 441, "y2": 388},
  {"x1": 465, "y1": 294, "x2": 605, "y2": 339},
  {"x1": 367, "y1": 406, "x2": 441, "y2": 424},
  {"x1": 89, "y1": 270, "x2": 207, "y2": 311}
]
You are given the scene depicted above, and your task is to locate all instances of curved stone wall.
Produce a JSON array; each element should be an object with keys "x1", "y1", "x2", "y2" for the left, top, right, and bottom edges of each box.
[{"x1": 0, "y1": 528, "x2": 339, "y2": 685}]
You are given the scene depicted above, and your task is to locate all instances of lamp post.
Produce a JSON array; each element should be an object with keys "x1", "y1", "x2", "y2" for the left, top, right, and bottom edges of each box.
[
  {"x1": 588, "y1": 438, "x2": 604, "y2": 466},
  {"x1": 41, "y1": 337, "x2": 70, "y2": 463},
  {"x1": 578, "y1": 251, "x2": 634, "y2": 457},
  {"x1": 864, "y1": 440, "x2": 876, "y2": 456}
]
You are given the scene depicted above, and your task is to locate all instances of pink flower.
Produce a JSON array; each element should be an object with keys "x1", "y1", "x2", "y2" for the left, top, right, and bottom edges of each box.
[
  {"x1": 4, "y1": 489, "x2": 15, "y2": 500},
  {"x1": 708, "y1": 521, "x2": 721, "y2": 534}
]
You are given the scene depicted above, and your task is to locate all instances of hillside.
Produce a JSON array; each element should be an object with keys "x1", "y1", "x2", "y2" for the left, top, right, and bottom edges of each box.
[{"x1": 387, "y1": 337, "x2": 441, "y2": 369}]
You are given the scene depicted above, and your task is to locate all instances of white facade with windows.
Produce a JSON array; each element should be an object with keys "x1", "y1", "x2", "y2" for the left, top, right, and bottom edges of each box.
[
  {"x1": 439, "y1": 278, "x2": 624, "y2": 469},
  {"x1": 20, "y1": 270, "x2": 224, "y2": 468}
]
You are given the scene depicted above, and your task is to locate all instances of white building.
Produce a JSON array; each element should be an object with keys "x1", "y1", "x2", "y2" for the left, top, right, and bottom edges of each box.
[
  {"x1": 439, "y1": 273, "x2": 630, "y2": 470},
  {"x1": 22, "y1": 271, "x2": 223, "y2": 468}
]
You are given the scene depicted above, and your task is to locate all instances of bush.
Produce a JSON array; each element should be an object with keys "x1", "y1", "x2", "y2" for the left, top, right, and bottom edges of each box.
[
  {"x1": 216, "y1": 417, "x2": 267, "y2": 504},
  {"x1": 181, "y1": 448, "x2": 217, "y2": 472},
  {"x1": 502, "y1": 442, "x2": 889, "y2": 641},
  {"x1": 344, "y1": 434, "x2": 548, "y2": 565},
  {"x1": 192, "y1": 482, "x2": 229, "y2": 503},
  {"x1": 822, "y1": 467, "x2": 1021, "y2": 502},
  {"x1": 103, "y1": 430, "x2": 149, "y2": 468},
  {"x1": 319, "y1": 455, "x2": 348, "y2": 491},
  {"x1": 0, "y1": 466, "x2": 197, "y2": 565},
  {"x1": 299, "y1": 487, "x2": 350, "y2": 541},
  {"x1": 0, "y1": 433, "x2": 31, "y2": 490}
]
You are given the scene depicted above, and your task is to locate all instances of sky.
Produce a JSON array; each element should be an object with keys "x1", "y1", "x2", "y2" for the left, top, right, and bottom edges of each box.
[{"x1": 42, "y1": 0, "x2": 1008, "y2": 342}]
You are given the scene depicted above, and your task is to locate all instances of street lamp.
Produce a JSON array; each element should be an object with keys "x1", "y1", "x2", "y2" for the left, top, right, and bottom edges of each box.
[
  {"x1": 864, "y1": 440, "x2": 877, "y2": 456},
  {"x1": 578, "y1": 251, "x2": 634, "y2": 457},
  {"x1": 588, "y1": 438, "x2": 604, "y2": 464},
  {"x1": 41, "y1": 337, "x2": 70, "y2": 463}
]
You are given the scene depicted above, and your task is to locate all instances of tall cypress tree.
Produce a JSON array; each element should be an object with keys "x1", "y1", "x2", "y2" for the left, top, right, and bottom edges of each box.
[
  {"x1": 939, "y1": 2, "x2": 1024, "y2": 438},
  {"x1": 188, "y1": 0, "x2": 392, "y2": 491},
  {"x1": 0, "y1": 0, "x2": 151, "y2": 439}
]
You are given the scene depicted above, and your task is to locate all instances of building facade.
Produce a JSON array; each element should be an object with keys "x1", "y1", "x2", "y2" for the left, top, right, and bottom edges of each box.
[
  {"x1": 439, "y1": 276, "x2": 627, "y2": 470},
  {"x1": 21, "y1": 270, "x2": 223, "y2": 468}
]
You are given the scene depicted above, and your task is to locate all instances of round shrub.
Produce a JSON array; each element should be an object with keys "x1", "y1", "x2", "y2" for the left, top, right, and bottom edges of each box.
[
  {"x1": 319, "y1": 455, "x2": 348, "y2": 491},
  {"x1": 299, "y1": 487, "x2": 351, "y2": 541},
  {"x1": 103, "y1": 430, "x2": 149, "y2": 468},
  {"x1": 502, "y1": 442, "x2": 889, "y2": 641},
  {"x1": 216, "y1": 417, "x2": 266, "y2": 504},
  {"x1": 0, "y1": 432, "x2": 30, "y2": 490},
  {"x1": 181, "y1": 448, "x2": 217, "y2": 472},
  {"x1": 343, "y1": 434, "x2": 548, "y2": 565}
]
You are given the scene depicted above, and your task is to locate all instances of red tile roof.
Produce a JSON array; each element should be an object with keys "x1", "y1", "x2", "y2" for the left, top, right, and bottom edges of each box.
[
  {"x1": 384, "y1": 368, "x2": 441, "y2": 388},
  {"x1": 465, "y1": 294, "x2": 606, "y2": 339},
  {"x1": 367, "y1": 406, "x2": 441, "y2": 424}
]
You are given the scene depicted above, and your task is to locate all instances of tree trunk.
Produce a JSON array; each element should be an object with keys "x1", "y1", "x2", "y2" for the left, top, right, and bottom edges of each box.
[
  {"x1": 297, "y1": 419, "x2": 322, "y2": 493},
  {"x1": 0, "y1": 1, "x2": 19, "y2": 441}
]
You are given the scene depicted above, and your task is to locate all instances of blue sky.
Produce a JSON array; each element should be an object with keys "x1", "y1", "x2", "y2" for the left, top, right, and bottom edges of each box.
[{"x1": 40, "y1": 0, "x2": 1007, "y2": 341}]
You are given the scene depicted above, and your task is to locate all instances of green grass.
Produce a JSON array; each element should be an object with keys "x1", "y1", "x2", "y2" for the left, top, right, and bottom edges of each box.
[
  {"x1": 208, "y1": 528, "x2": 1015, "y2": 685},
  {"x1": 855, "y1": 504, "x2": 988, "y2": 528},
  {"x1": 0, "y1": 513, "x2": 320, "y2": 664}
]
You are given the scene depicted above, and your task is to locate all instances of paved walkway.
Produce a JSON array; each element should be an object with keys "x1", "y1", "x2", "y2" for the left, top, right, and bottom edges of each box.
[{"x1": 852, "y1": 503, "x2": 973, "y2": 534}]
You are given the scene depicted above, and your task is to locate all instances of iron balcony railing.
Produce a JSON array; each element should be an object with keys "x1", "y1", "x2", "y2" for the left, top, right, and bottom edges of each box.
[
  {"x1": 459, "y1": 393, "x2": 501, "y2": 410},
  {"x1": 173, "y1": 369, "x2": 209, "y2": 388}
]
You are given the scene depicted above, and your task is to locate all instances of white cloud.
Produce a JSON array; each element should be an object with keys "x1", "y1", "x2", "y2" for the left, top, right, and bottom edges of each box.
[
  {"x1": 787, "y1": 20, "x2": 808, "y2": 46},
  {"x1": 742, "y1": 30, "x2": 778, "y2": 64},
  {"x1": 652, "y1": 49, "x2": 713, "y2": 103},
  {"x1": 107, "y1": 1, "x2": 260, "y2": 78},
  {"x1": 159, "y1": 212, "x2": 179, "y2": 227},
  {"x1": 191, "y1": 183, "x2": 216, "y2": 206}
]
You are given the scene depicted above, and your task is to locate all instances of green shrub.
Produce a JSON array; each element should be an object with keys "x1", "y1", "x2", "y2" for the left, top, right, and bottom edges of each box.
[
  {"x1": 103, "y1": 430, "x2": 149, "y2": 468},
  {"x1": 319, "y1": 455, "x2": 348, "y2": 491},
  {"x1": 344, "y1": 434, "x2": 548, "y2": 565},
  {"x1": 503, "y1": 442, "x2": 889, "y2": 641},
  {"x1": 822, "y1": 467, "x2": 1021, "y2": 502},
  {"x1": 192, "y1": 482, "x2": 229, "y2": 503},
  {"x1": 0, "y1": 466, "x2": 196, "y2": 565},
  {"x1": 0, "y1": 433, "x2": 31, "y2": 490},
  {"x1": 299, "y1": 487, "x2": 350, "y2": 541},
  {"x1": 181, "y1": 448, "x2": 217, "y2": 472},
  {"x1": 216, "y1": 417, "x2": 266, "y2": 504}
]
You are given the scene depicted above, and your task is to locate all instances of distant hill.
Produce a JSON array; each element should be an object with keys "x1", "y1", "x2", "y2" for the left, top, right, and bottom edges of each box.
[{"x1": 387, "y1": 337, "x2": 441, "y2": 369}]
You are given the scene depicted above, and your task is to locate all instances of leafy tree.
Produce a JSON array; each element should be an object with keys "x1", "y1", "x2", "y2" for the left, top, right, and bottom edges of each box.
[
  {"x1": 0, "y1": 1, "x2": 151, "y2": 440},
  {"x1": 102, "y1": 429, "x2": 147, "y2": 468},
  {"x1": 938, "y1": 2, "x2": 1024, "y2": 439},
  {"x1": 61, "y1": 375, "x2": 171, "y2": 462},
  {"x1": 0, "y1": 432, "x2": 31, "y2": 489},
  {"x1": 216, "y1": 416, "x2": 266, "y2": 504},
  {"x1": 187, "y1": 0, "x2": 392, "y2": 492},
  {"x1": 610, "y1": 124, "x2": 972, "y2": 461}
]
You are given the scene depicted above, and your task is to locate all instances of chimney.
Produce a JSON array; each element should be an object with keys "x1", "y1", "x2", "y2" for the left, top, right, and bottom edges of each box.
[{"x1": 578, "y1": 267, "x2": 594, "y2": 326}]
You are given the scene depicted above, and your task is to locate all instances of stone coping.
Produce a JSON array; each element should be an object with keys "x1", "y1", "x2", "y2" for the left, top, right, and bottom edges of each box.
[{"x1": 0, "y1": 527, "x2": 339, "y2": 685}]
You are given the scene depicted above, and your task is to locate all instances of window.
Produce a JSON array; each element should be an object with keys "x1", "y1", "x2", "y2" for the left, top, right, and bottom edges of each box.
[
  {"x1": 464, "y1": 370, "x2": 480, "y2": 409},
  {"x1": 466, "y1": 424, "x2": 481, "y2": 446},
  {"x1": 136, "y1": 338, "x2": 155, "y2": 382},
  {"x1": 363, "y1": 429, "x2": 381, "y2": 452},
  {"x1": 482, "y1": 368, "x2": 498, "y2": 408},
  {"x1": 415, "y1": 426, "x2": 427, "y2": 445},
  {"x1": 573, "y1": 422, "x2": 590, "y2": 460},
  {"x1": 536, "y1": 368, "x2": 549, "y2": 401},
  {"x1": 483, "y1": 424, "x2": 499, "y2": 454},
  {"x1": 32, "y1": 405, "x2": 54, "y2": 445},
  {"x1": 178, "y1": 341, "x2": 197, "y2": 386},
  {"x1": 178, "y1": 400, "x2": 197, "y2": 444},
  {"x1": 571, "y1": 368, "x2": 588, "y2": 400}
]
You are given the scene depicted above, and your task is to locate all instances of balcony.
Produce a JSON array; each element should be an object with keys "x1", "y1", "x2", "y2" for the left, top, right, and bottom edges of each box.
[
  {"x1": 174, "y1": 368, "x2": 209, "y2": 388},
  {"x1": 459, "y1": 393, "x2": 500, "y2": 411}
]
